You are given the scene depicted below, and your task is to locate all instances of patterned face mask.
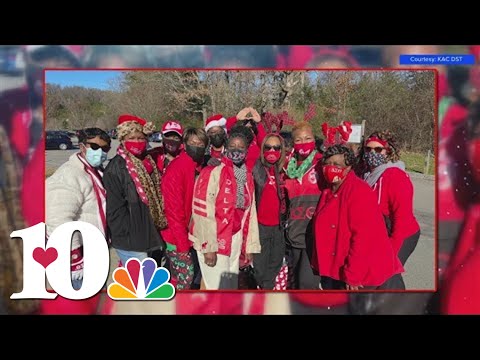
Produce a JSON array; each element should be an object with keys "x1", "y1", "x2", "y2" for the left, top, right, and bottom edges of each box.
[{"x1": 364, "y1": 151, "x2": 387, "y2": 168}]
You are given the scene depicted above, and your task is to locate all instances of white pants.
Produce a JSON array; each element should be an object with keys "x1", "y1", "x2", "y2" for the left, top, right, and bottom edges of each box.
[{"x1": 197, "y1": 230, "x2": 243, "y2": 290}]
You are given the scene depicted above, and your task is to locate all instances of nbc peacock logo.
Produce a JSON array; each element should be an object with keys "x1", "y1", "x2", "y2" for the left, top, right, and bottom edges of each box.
[{"x1": 107, "y1": 258, "x2": 175, "y2": 300}]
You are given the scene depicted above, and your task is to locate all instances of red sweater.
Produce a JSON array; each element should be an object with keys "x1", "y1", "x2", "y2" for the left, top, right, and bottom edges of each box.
[
  {"x1": 441, "y1": 203, "x2": 480, "y2": 314},
  {"x1": 438, "y1": 103, "x2": 472, "y2": 222},
  {"x1": 312, "y1": 171, "x2": 404, "y2": 287},
  {"x1": 160, "y1": 152, "x2": 198, "y2": 252},
  {"x1": 372, "y1": 167, "x2": 420, "y2": 255},
  {"x1": 257, "y1": 166, "x2": 280, "y2": 226}
]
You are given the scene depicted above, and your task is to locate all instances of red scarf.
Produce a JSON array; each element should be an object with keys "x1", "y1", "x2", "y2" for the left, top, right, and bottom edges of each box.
[
  {"x1": 76, "y1": 154, "x2": 107, "y2": 238},
  {"x1": 117, "y1": 146, "x2": 149, "y2": 206}
]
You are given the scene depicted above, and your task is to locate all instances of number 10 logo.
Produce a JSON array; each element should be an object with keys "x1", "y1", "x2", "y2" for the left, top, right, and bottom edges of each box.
[{"x1": 10, "y1": 221, "x2": 110, "y2": 300}]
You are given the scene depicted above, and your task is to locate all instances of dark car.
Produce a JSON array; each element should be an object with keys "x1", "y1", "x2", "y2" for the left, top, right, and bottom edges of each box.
[
  {"x1": 149, "y1": 132, "x2": 162, "y2": 142},
  {"x1": 0, "y1": 46, "x2": 25, "y2": 75},
  {"x1": 46, "y1": 131, "x2": 74, "y2": 150}
]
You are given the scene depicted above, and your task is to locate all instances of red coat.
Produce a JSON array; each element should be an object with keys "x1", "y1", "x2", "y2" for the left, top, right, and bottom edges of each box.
[
  {"x1": 22, "y1": 139, "x2": 45, "y2": 226},
  {"x1": 312, "y1": 171, "x2": 404, "y2": 287},
  {"x1": 441, "y1": 203, "x2": 480, "y2": 314},
  {"x1": 438, "y1": 103, "x2": 472, "y2": 222},
  {"x1": 372, "y1": 167, "x2": 420, "y2": 255},
  {"x1": 160, "y1": 152, "x2": 199, "y2": 253}
]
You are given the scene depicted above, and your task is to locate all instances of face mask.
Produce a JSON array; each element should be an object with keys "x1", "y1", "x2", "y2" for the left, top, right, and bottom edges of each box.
[
  {"x1": 364, "y1": 151, "x2": 387, "y2": 168},
  {"x1": 85, "y1": 148, "x2": 106, "y2": 168},
  {"x1": 226, "y1": 149, "x2": 247, "y2": 166},
  {"x1": 468, "y1": 139, "x2": 480, "y2": 182},
  {"x1": 125, "y1": 140, "x2": 147, "y2": 157},
  {"x1": 186, "y1": 144, "x2": 205, "y2": 163},
  {"x1": 294, "y1": 142, "x2": 315, "y2": 157},
  {"x1": 323, "y1": 165, "x2": 347, "y2": 184},
  {"x1": 264, "y1": 150, "x2": 281, "y2": 164},
  {"x1": 163, "y1": 138, "x2": 182, "y2": 155},
  {"x1": 209, "y1": 133, "x2": 226, "y2": 148}
]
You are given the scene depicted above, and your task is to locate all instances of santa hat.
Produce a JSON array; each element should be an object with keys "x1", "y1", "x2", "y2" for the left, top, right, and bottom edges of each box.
[
  {"x1": 205, "y1": 114, "x2": 227, "y2": 133},
  {"x1": 162, "y1": 120, "x2": 184, "y2": 137}
]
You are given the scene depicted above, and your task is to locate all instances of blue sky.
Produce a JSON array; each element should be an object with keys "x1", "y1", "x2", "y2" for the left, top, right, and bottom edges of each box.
[{"x1": 45, "y1": 70, "x2": 122, "y2": 90}]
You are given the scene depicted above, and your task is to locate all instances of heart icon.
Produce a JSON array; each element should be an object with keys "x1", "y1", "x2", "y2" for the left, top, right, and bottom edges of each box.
[{"x1": 33, "y1": 247, "x2": 58, "y2": 268}]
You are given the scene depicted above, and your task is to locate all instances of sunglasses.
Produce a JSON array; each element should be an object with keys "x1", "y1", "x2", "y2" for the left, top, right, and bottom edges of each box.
[
  {"x1": 264, "y1": 145, "x2": 282, "y2": 151},
  {"x1": 86, "y1": 142, "x2": 111, "y2": 152},
  {"x1": 364, "y1": 146, "x2": 385, "y2": 154}
]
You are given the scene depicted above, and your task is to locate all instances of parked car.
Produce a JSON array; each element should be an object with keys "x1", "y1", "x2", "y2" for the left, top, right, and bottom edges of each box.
[
  {"x1": 46, "y1": 131, "x2": 74, "y2": 150},
  {"x1": 0, "y1": 46, "x2": 25, "y2": 75},
  {"x1": 108, "y1": 129, "x2": 117, "y2": 139},
  {"x1": 149, "y1": 132, "x2": 162, "y2": 142}
]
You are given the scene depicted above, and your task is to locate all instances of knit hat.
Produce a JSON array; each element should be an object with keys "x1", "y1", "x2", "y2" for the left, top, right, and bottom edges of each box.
[
  {"x1": 116, "y1": 114, "x2": 155, "y2": 140},
  {"x1": 205, "y1": 114, "x2": 227, "y2": 133}
]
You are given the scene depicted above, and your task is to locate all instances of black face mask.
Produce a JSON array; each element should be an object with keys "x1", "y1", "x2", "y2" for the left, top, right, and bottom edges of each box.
[
  {"x1": 209, "y1": 133, "x2": 226, "y2": 148},
  {"x1": 163, "y1": 138, "x2": 182, "y2": 155},
  {"x1": 185, "y1": 145, "x2": 205, "y2": 163}
]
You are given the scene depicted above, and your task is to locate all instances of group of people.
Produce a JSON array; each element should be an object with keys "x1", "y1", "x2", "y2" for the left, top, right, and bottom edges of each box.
[{"x1": 45, "y1": 106, "x2": 421, "y2": 292}]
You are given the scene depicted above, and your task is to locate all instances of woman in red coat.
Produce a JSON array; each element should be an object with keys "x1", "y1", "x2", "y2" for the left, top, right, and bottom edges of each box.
[
  {"x1": 160, "y1": 128, "x2": 209, "y2": 289},
  {"x1": 312, "y1": 144, "x2": 404, "y2": 290},
  {"x1": 362, "y1": 131, "x2": 421, "y2": 267}
]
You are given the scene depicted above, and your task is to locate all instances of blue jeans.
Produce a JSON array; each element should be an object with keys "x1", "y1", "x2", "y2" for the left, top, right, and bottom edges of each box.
[
  {"x1": 72, "y1": 278, "x2": 83, "y2": 290},
  {"x1": 115, "y1": 249, "x2": 148, "y2": 267}
]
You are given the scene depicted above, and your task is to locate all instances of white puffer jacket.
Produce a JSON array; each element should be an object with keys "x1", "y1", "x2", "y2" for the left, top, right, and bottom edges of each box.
[{"x1": 46, "y1": 153, "x2": 103, "y2": 279}]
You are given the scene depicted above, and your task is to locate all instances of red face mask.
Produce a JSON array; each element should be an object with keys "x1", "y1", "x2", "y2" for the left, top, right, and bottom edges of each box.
[
  {"x1": 294, "y1": 142, "x2": 315, "y2": 157},
  {"x1": 322, "y1": 165, "x2": 347, "y2": 184},
  {"x1": 125, "y1": 140, "x2": 147, "y2": 156},
  {"x1": 264, "y1": 150, "x2": 281, "y2": 164},
  {"x1": 468, "y1": 139, "x2": 480, "y2": 182}
]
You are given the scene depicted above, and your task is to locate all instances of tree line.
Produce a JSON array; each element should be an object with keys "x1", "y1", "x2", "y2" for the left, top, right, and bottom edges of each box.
[{"x1": 46, "y1": 70, "x2": 435, "y2": 153}]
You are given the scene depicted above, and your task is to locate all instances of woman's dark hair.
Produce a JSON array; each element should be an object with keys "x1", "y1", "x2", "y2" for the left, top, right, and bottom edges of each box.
[
  {"x1": 467, "y1": 99, "x2": 480, "y2": 139},
  {"x1": 323, "y1": 144, "x2": 356, "y2": 167},
  {"x1": 227, "y1": 132, "x2": 248, "y2": 148},
  {"x1": 183, "y1": 127, "x2": 209, "y2": 147},
  {"x1": 78, "y1": 128, "x2": 111, "y2": 145},
  {"x1": 205, "y1": 46, "x2": 277, "y2": 68},
  {"x1": 85, "y1": 45, "x2": 153, "y2": 68},
  {"x1": 366, "y1": 130, "x2": 400, "y2": 162},
  {"x1": 447, "y1": 66, "x2": 471, "y2": 107},
  {"x1": 315, "y1": 136, "x2": 324, "y2": 154},
  {"x1": 229, "y1": 124, "x2": 254, "y2": 146}
]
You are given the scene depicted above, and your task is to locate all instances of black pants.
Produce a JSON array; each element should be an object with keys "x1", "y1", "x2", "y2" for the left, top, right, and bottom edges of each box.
[
  {"x1": 286, "y1": 246, "x2": 321, "y2": 290},
  {"x1": 253, "y1": 224, "x2": 285, "y2": 290},
  {"x1": 398, "y1": 230, "x2": 421, "y2": 266}
]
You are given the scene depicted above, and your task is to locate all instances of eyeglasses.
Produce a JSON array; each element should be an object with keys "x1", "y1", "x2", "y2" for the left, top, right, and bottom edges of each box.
[
  {"x1": 86, "y1": 142, "x2": 111, "y2": 152},
  {"x1": 264, "y1": 145, "x2": 282, "y2": 151},
  {"x1": 364, "y1": 146, "x2": 385, "y2": 154}
]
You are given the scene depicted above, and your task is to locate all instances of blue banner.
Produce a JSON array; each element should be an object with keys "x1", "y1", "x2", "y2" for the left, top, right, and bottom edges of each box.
[{"x1": 399, "y1": 54, "x2": 475, "y2": 65}]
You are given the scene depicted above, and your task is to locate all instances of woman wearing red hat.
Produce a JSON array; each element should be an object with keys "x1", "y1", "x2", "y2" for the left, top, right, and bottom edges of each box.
[
  {"x1": 312, "y1": 144, "x2": 404, "y2": 290},
  {"x1": 362, "y1": 131, "x2": 421, "y2": 274},
  {"x1": 103, "y1": 114, "x2": 167, "y2": 266}
]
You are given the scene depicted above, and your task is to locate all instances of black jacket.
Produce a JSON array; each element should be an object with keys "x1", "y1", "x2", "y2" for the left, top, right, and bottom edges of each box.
[
  {"x1": 103, "y1": 155, "x2": 165, "y2": 253},
  {"x1": 252, "y1": 159, "x2": 287, "y2": 229}
]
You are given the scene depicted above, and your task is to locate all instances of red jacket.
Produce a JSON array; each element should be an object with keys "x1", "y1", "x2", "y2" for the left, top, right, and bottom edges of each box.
[
  {"x1": 189, "y1": 158, "x2": 261, "y2": 257},
  {"x1": 148, "y1": 146, "x2": 182, "y2": 175},
  {"x1": 372, "y1": 167, "x2": 420, "y2": 255},
  {"x1": 160, "y1": 152, "x2": 199, "y2": 252},
  {"x1": 283, "y1": 151, "x2": 323, "y2": 248},
  {"x1": 438, "y1": 103, "x2": 472, "y2": 222},
  {"x1": 22, "y1": 139, "x2": 45, "y2": 226},
  {"x1": 441, "y1": 203, "x2": 480, "y2": 314},
  {"x1": 312, "y1": 171, "x2": 404, "y2": 287}
]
